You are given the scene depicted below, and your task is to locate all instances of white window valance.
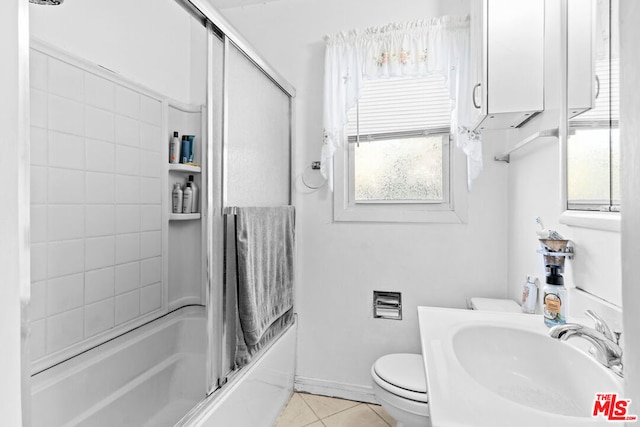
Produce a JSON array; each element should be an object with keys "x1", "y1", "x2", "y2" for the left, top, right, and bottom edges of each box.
[{"x1": 321, "y1": 16, "x2": 482, "y2": 190}]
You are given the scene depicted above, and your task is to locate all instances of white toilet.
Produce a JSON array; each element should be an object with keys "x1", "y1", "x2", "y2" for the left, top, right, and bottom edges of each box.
[
  {"x1": 371, "y1": 353, "x2": 430, "y2": 427},
  {"x1": 371, "y1": 298, "x2": 521, "y2": 427}
]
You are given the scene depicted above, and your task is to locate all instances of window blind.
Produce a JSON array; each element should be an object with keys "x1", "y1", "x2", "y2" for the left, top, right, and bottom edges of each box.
[{"x1": 346, "y1": 75, "x2": 451, "y2": 142}]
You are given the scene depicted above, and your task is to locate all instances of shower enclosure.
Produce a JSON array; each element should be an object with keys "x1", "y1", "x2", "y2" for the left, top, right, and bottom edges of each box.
[{"x1": 27, "y1": 0, "x2": 296, "y2": 425}]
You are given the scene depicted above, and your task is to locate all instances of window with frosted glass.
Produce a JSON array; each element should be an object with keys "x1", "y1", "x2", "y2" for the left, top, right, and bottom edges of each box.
[{"x1": 347, "y1": 76, "x2": 451, "y2": 204}]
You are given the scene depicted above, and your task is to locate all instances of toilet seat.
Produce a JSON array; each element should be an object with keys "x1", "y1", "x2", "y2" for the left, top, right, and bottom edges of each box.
[{"x1": 372, "y1": 353, "x2": 428, "y2": 403}]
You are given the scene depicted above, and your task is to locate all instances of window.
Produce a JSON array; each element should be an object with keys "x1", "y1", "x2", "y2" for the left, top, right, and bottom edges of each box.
[
  {"x1": 333, "y1": 76, "x2": 467, "y2": 223},
  {"x1": 566, "y1": 0, "x2": 620, "y2": 213}
]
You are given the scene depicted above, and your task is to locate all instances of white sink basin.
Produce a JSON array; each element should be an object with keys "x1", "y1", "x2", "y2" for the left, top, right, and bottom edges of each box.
[{"x1": 418, "y1": 307, "x2": 624, "y2": 427}]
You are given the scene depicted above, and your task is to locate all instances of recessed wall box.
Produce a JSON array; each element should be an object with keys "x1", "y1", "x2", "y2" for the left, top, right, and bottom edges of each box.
[{"x1": 373, "y1": 291, "x2": 402, "y2": 320}]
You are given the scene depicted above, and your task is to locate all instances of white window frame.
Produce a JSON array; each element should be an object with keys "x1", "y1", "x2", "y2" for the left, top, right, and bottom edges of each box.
[{"x1": 333, "y1": 132, "x2": 468, "y2": 223}]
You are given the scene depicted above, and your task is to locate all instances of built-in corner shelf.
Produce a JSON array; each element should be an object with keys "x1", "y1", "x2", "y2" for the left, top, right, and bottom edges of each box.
[
  {"x1": 169, "y1": 163, "x2": 201, "y2": 173},
  {"x1": 169, "y1": 213, "x2": 201, "y2": 221}
]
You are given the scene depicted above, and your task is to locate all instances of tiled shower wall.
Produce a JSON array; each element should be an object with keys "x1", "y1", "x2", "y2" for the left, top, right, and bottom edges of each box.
[{"x1": 29, "y1": 48, "x2": 164, "y2": 365}]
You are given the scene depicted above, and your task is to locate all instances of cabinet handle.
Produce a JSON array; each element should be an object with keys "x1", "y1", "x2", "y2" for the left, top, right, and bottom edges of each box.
[
  {"x1": 472, "y1": 83, "x2": 481, "y2": 109},
  {"x1": 595, "y1": 75, "x2": 600, "y2": 100}
]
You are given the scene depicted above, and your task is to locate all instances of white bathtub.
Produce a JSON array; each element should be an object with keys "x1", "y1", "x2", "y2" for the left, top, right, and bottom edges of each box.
[
  {"x1": 31, "y1": 306, "x2": 207, "y2": 427},
  {"x1": 30, "y1": 305, "x2": 297, "y2": 427}
]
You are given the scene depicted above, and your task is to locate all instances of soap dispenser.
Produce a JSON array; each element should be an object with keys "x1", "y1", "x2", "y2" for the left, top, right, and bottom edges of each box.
[{"x1": 543, "y1": 265, "x2": 567, "y2": 327}]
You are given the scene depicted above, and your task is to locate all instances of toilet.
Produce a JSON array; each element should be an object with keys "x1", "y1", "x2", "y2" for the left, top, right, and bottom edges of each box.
[
  {"x1": 371, "y1": 298, "x2": 521, "y2": 427},
  {"x1": 371, "y1": 353, "x2": 429, "y2": 427}
]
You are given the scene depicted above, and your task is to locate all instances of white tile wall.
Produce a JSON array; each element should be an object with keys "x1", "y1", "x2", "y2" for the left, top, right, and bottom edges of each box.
[
  {"x1": 30, "y1": 320, "x2": 47, "y2": 360},
  {"x1": 115, "y1": 291, "x2": 140, "y2": 325},
  {"x1": 31, "y1": 127, "x2": 48, "y2": 166},
  {"x1": 85, "y1": 299, "x2": 115, "y2": 338},
  {"x1": 31, "y1": 205, "x2": 47, "y2": 244},
  {"x1": 86, "y1": 205, "x2": 115, "y2": 237},
  {"x1": 116, "y1": 87, "x2": 140, "y2": 119},
  {"x1": 48, "y1": 205, "x2": 84, "y2": 241},
  {"x1": 86, "y1": 139, "x2": 115, "y2": 173},
  {"x1": 47, "y1": 308, "x2": 84, "y2": 353},
  {"x1": 49, "y1": 131, "x2": 84, "y2": 170},
  {"x1": 85, "y1": 267, "x2": 115, "y2": 304},
  {"x1": 48, "y1": 95, "x2": 84, "y2": 135},
  {"x1": 85, "y1": 73, "x2": 115, "y2": 111},
  {"x1": 29, "y1": 50, "x2": 164, "y2": 363},
  {"x1": 47, "y1": 273, "x2": 84, "y2": 315}
]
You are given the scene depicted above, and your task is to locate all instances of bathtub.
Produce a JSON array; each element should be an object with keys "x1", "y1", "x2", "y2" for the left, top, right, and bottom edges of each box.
[
  {"x1": 30, "y1": 305, "x2": 297, "y2": 427},
  {"x1": 31, "y1": 306, "x2": 207, "y2": 427}
]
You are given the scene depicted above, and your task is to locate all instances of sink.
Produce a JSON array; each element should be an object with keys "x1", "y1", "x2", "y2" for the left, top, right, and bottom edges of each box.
[{"x1": 418, "y1": 307, "x2": 624, "y2": 427}]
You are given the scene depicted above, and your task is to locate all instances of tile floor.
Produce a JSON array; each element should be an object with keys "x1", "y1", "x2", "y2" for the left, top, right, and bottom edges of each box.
[{"x1": 274, "y1": 392, "x2": 397, "y2": 427}]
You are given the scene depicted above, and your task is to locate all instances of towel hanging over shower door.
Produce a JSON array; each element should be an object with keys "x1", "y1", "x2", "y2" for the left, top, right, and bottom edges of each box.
[{"x1": 232, "y1": 206, "x2": 295, "y2": 366}]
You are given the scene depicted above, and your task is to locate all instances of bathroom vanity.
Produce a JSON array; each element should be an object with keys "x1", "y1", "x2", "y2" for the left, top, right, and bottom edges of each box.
[{"x1": 418, "y1": 307, "x2": 624, "y2": 426}]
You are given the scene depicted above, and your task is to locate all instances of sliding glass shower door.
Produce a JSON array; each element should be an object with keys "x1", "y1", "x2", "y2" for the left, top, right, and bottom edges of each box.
[{"x1": 205, "y1": 29, "x2": 293, "y2": 395}]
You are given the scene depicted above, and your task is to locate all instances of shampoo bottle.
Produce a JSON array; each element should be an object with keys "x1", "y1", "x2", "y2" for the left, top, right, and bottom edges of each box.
[
  {"x1": 182, "y1": 183, "x2": 193, "y2": 214},
  {"x1": 187, "y1": 135, "x2": 195, "y2": 163},
  {"x1": 170, "y1": 131, "x2": 180, "y2": 164},
  {"x1": 543, "y1": 265, "x2": 567, "y2": 327},
  {"x1": 172, "y1": 183, "x2": 183, "y2": 213},
  {"x1": 181, "y1": 136, "x2": 189, "y2": 164},
  {"x1": 521, "y1": 276, "x2": 538, "y2": 314},
  {"x1": 188, "y1": 175, "x2": 198, "y2": 213}
]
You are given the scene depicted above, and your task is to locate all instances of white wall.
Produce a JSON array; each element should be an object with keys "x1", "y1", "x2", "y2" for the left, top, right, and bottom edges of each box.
[
  {"x1": 0, "y1": 0, "x2": 28, "y2": 424},
  {"x1": 218, "y1": 0, "x2": 512, "y2": 398},
  {"x1": 620, "y1": 0, "x2": 640, "y2": 409},
  {"x1": 505, "y1": 1, "x2": 622, "y2": 326},
  {"x1": 30, "y1": 0, "x2": 202, "y2": 105}
]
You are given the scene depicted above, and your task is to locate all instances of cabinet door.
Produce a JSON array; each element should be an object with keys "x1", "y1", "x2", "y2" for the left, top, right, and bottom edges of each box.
[
  {"x1": 568, "y1": 0, "x2": 595, "y2": 118},
  {"x1": 469, "y1": 0, "x2": 486, "y2": 128},
  {"x1": 471, "y1": 0, "x2": 545, "y2": 131},
  {"x1": 486, "y1": 0, "x2": 544, "y2": 115}
]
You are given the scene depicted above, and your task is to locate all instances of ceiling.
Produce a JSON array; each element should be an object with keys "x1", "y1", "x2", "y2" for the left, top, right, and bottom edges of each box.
[{"x1": 208, "y1": 0, "x2": 284, "y2": 10}]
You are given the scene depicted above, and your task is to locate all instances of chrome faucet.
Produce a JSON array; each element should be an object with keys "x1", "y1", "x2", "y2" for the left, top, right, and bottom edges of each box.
[{"x1": 549, "y1": 311, "x2": 623, "y2": 378}]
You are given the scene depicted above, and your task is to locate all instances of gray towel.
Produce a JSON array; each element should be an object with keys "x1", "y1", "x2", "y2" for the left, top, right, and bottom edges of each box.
[{"x1": 235, "y1": 206, "x2": 295, "y2": 347}]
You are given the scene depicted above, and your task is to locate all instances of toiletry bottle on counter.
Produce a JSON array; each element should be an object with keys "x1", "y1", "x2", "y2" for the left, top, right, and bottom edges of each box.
[
  {"x1": 188, "y1": 175, "x2": 198, "y2": 213},
  {"x1": 543, "y1": 265, "x2": 567, "y2": 327},
  {"x1": 182, "y1": 183, "x2": 193, "y2": 214},
  {"x1": 172, "y1": 183, "x2": 183, "y2": 213},
  {"x1": 521, "y1": 276, "x2": 538, "y2": 314},
  {"x1": 170, "y1": 131, "x2": 180, "y2": 164}
]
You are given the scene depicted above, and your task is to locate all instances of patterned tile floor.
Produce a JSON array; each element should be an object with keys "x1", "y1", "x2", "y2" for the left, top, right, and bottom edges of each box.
[{"x1": 274, "y1": 392, "x2": 397, "y2": 427}]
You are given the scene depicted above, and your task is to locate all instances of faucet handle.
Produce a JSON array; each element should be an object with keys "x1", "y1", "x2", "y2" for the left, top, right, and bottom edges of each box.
[{"x1": 585, "y1": 310, "x2": 617, "y2": 343}]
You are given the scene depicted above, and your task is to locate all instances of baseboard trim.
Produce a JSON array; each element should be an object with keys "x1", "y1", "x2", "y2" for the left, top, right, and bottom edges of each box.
[{"x1": 294, "y1": 376, "x2": 377, "y2": 404}]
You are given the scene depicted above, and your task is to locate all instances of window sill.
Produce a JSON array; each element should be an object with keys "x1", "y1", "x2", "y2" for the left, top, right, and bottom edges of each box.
[
  {"x1": 334, "y1": 203, "x2": 466, "y2": 223},
  {"x1": 559, "y1": 210, "x2": 621, "y2": 232}
]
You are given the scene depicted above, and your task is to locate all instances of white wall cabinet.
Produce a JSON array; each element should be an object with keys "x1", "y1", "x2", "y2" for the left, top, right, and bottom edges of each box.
[
  {"x1": 470, "y1": 0, "x2": 545, "y2": 131},
  {"x1": 568, "y1": 0, "x2": 596, "y2": 118}
]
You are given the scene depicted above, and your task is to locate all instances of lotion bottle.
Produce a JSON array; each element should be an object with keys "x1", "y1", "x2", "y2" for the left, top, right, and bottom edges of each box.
[
  {"x1": 182, "y1": 183, "x2": 193, "y2": 214},
  {"x1": 188, "y1": 175, "x2": 198, "y2": 213},
  {"x1": 521, "y1": 276, "x2": 538, "y2": 314},
  {"x1": 170, "y1": 131, "x2": 180, "y2": 164},
  {"x1": 172, "y1": 183, "x2": 183, "y2": 213},
  {"x1": 543, "y1": 265, "x2": 567, "y2": 327}
]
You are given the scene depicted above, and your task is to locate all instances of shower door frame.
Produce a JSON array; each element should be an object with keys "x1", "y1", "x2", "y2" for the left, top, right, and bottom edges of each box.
[{"x1": 177, "y1": 0, "x2": 296, "y2": 396}]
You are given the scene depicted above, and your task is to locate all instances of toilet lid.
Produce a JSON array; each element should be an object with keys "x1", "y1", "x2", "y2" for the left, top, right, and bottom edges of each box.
[{"x1": 373, "y1": 353, "x2": 427, "y2": 394}]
